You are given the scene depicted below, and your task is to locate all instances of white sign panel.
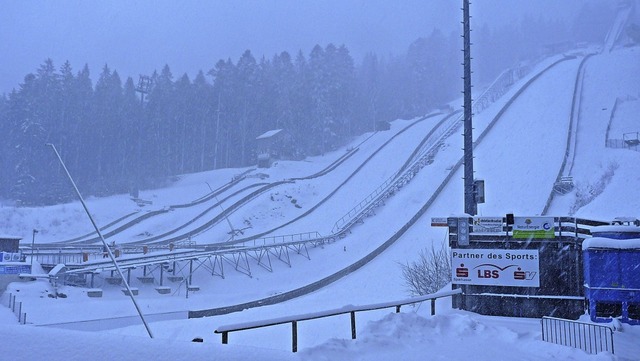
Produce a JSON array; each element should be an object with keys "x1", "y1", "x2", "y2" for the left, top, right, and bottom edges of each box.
[
  {"x1": 451, "y1": 249, "x2": 540, "y2": 287},
  {"x1": 430, "y1": 217, "x2": 448, "y2": 227},
  {"x1": 472, "y1": 217, "x2": 503, "y2": 233}
]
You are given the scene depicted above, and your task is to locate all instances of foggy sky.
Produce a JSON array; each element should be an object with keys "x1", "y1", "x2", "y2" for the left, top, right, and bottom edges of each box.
[{"x1": 1, "y1": 0, "x2": 590, "y2": 93}]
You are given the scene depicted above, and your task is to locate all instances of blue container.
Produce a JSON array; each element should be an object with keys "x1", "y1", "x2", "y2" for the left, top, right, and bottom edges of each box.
[{"x1": 583, "y1": 237, "x2": 640, "y2": 325}]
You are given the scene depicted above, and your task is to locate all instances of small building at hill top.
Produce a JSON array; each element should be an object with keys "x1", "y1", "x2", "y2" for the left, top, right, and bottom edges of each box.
[{"x1": 255, "y1": 129, "x2": 295, "y2": 168}]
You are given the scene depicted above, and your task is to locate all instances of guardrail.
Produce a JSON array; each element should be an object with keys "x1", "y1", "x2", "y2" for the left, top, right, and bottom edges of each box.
[
  {"x1": 214, "y1": 289, "x2": 461, "y2": 352},
  {"x1": 541, "y1": 316, "x2": 614, "y2": 355},
  {"x1": 331, "y1": 175, "x2": 397, "y2": 233},
  {"x1": 240, "y1": 232, "x2": 322, "y2": 248}
]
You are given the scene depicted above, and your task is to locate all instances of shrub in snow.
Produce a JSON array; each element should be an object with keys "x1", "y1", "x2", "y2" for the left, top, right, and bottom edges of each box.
[
  {"x1": 400, "y1": 241, "x2": 451, "y2": 297},
  {"x1": 570, "y1": 161, "x2": 618, "y2": 215}
]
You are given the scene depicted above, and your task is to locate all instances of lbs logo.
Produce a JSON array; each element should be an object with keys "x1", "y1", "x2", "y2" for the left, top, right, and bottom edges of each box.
[
  {"x1": 469, "y1": 264, "x2": 536, "y2": 281},
  {"x1": 473, "y1": 263, "x2": 516, "y2": 279}
]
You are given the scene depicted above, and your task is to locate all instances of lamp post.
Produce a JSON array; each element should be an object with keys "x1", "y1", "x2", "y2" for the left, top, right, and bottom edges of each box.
[{"x1": 30, "y1": 229, "x2": 38, "y2": 269}]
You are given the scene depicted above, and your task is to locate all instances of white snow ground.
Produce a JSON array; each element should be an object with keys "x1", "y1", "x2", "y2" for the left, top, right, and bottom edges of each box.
[{"x1": 1, "y1": 45, "x2": 639, "y2": 360}]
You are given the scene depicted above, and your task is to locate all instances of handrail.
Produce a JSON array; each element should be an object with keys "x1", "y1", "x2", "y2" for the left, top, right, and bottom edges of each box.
[{"x1": 214, "y1": 288, "x2": 461, "y2": 352}]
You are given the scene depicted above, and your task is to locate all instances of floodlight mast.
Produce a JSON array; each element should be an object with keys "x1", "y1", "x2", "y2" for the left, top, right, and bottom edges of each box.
[
  {"x1": 462, "y1": 0, "x2": 477, "y2": 216},
  {"x1": 46, "y1": 143, "x2": 154, "y2": 339}
]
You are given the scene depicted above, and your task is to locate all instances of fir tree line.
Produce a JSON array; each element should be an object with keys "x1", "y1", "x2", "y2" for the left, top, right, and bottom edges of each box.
[
  {"x1": 0, "y1": 5, "x2": 611, "y2": 205},
  {"x1": 0, "y1": 38, "x2": 461, "y2": 205}
]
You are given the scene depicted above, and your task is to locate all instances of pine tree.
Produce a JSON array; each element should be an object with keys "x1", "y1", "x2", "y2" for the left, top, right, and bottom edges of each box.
[
  {"x1": 235, "y1": 50, "x2": 259, "y2": 166},
  {"x1": 192, "y1": 70, "x2": 215, "y2": 172},
  {"x1": 209, "y1": 58, "x2": 237, "y2": 169}
]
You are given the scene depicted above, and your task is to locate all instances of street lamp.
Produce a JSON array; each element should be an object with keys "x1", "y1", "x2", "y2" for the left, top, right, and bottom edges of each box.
[{"x1": 30, "y1": 229, "x2": 38, "y2": 269}]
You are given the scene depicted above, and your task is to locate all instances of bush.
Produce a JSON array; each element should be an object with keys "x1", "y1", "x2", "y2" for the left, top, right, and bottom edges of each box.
[
  {"x1": 570, "y1": 161, "x2": 618, "y2": 215},
  {"x1": 400, "y1": 241, "x2": 451, "y2": 297}
]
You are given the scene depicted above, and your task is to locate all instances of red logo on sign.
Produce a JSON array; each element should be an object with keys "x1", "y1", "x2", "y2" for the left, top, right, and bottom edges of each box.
[
  {"x1": 513, "y1": 267, "x2": 536, "y2": 280},
  {"x1": 456, "y1": 264, "x2": 469, "y2": 277}
]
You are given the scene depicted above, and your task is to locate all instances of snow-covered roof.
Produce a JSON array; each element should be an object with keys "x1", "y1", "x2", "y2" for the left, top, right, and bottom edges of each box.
[
  {"x1": 583, "y1": 237, "x2": 640, "y2": 250},
  {"x1": 256, "y1": 129, "x2": 283, "y2": 140},
  {"x1": 0, "y1": 235, "x2": 22, "y2": 240},
  {"x1": 591, "y1": 225, "x2": 640, "y2": 234}
]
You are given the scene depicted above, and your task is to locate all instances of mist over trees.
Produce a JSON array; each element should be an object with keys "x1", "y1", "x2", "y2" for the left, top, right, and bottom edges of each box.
[{"x1": 0, "y1": 3, "x2": 615, "y2": 205}]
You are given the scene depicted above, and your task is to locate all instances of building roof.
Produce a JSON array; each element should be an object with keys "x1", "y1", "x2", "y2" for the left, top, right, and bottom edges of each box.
[
  {"x1": 0, "y1": 235, "x2": 22, "y2": 240},
  {"x1": 256, "y1": 129, "x2": 284, "y2": 140}
]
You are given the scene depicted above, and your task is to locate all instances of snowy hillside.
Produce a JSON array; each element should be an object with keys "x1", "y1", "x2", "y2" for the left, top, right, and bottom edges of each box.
[{"x1": 1, "y1": 44, "x2": 640, "y2": 361}]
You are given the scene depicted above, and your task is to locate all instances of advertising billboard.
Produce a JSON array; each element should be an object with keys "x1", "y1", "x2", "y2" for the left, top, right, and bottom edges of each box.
[
  {"x1": 451, "y1": 248, "x2": 540, "y2": 287},
  {"x1": 472, "y1": 217, "x2": 503, "y2": 233},
  {"x1": 512, "y1": 217, "x2": 555, "y2": 239}
]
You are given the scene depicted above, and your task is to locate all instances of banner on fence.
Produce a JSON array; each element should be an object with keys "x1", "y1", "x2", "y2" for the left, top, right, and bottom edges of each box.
[
  {"x1": 513, "y1": 217, "x2": 555, "y2": 239},
  {"x1": 472, "y1": 217, "x2": 503, "y2": 233},
  {"x1": 0, "y1": 264, "x2": 31, "y2": 275}
]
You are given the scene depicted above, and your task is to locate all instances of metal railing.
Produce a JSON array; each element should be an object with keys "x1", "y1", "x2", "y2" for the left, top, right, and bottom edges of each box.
[
  {"x1": 606, "y1": 138, "x2": 640, "y2": 151},
  {"x1": 331, "y1": 60, "x2": 536, "y2": 235},
  {"x1": 214, "y1": 289, "x2": 461, "y2": 352},
  {"x1": 541, "y1": 316, "x2": 614, "y2": 355},
  {"x1": 242, "y1": 231, "x2": 322, "y2": 248},
  {"x1": 3, "y1": 293, "x2": 27, "y2": 325}
]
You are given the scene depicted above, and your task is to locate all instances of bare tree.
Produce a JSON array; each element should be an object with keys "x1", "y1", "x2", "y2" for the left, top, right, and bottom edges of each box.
[{"x1": 400, "y1": 241, "x2": 451, "y2": 297}]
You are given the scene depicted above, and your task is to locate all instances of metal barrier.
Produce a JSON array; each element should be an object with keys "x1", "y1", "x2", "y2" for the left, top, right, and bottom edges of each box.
[
  {"x1": 214, "y1": 289, "x2": 461, "y2": 352},
  {"x1": 3, "y1": 293, "x2": 27, "y2": 325},
  {"x1": 541, "y1": 316, "x2": 614, "y2": 355}
]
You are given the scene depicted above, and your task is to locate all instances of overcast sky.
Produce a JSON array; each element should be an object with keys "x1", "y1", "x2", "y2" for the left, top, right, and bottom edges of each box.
[{"x1": 0, "y1": 0, "x2": 589, "y2": 94}]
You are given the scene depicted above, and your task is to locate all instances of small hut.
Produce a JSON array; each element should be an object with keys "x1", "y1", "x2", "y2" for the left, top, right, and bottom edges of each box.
[
  {"x1": 255, "y1": 129, "x2": 294, "y2": 167},
  {"x1": 0, "y1": 235, "x2": 21, "y2": 253}
]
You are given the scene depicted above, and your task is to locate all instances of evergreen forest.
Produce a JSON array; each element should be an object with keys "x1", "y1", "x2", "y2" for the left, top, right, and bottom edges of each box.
[{"x1": 0, "y1": 4, "x2": 612, "y2": 205}]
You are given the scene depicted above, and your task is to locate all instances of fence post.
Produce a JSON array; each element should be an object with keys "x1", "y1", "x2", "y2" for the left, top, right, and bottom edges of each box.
[
  {"x1": 350, "y1": 311, "x2": 357, "y2": 339},
  {"x1": 431, "y1": 298, "x2": 436, "y2": 316},
  {"x1": 395, "y1": 305, "x2": 401, "y2": 313},
  {"x1": 292, "y1": 321, "x2": 298, "y2": 353},
  {"x1": 610, "y1": 328, "x2": 615, "y2": 355},
  {"x1": 221, "y1": 331, "x2": 228, "y2": 345}
]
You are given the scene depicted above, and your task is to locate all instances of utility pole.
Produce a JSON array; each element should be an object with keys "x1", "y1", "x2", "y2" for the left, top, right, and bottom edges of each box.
[
  {"x1": 30, "y1": 229, "x2": 38, "y2": 269},
  {"x1": 462, "y1": 0, "x2": 477, "y2": 216},
  {"x1": 136, "y1": 75, "x2": 152, "y2": 106},
  {"x1": 214, "y1": 93, "x2": 222, "y2": 170},
  {"x1": 133, "y1": 75, "x2": 152, "y2": 199}
]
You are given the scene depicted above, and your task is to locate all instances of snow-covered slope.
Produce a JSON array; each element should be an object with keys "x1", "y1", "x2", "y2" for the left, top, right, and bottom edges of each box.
[{"x1": 1, "y1": 44, "x2": 639, "y2": 360}]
